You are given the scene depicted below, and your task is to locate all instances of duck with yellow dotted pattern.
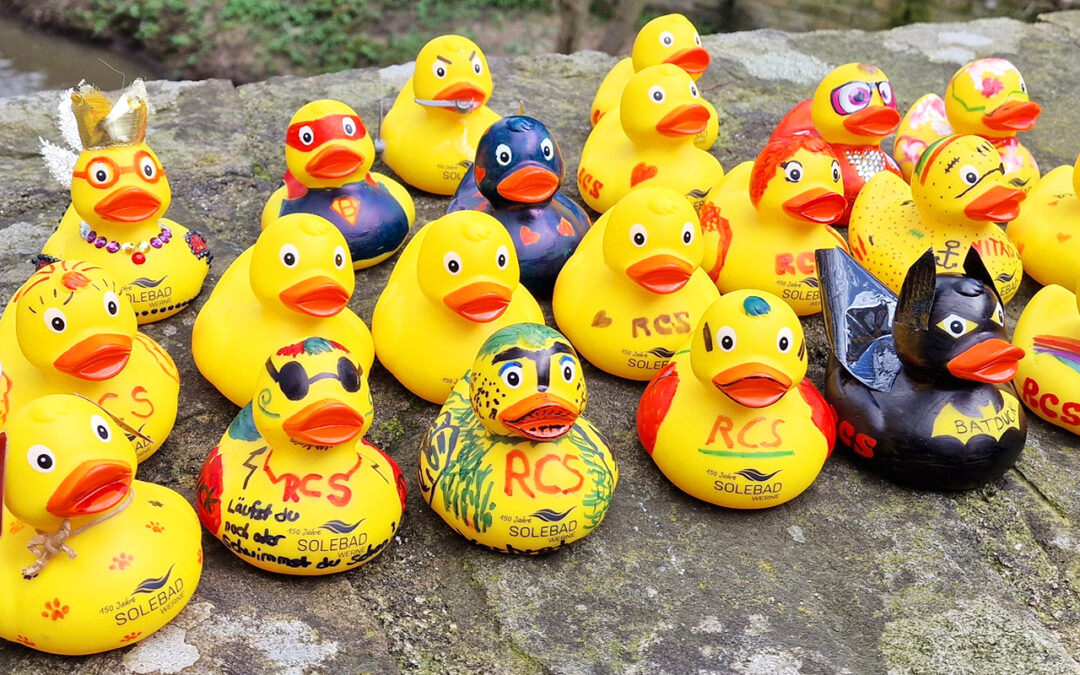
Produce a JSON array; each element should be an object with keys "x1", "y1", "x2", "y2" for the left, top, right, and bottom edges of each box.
[
  {"x1": 0, "y1": 262, "x2": 179, "y2": 462},
  {"x1": 0, "y1": 395, "x2": 201, "y2": 655},
  {"x1": 638, "y1": 291, "x2": 834, "y2": 508},
  {"x1": 380, "y1": 35, "x2": 502, "y2": 195},
  {"x1": 1006, "y1": 152, "x2": 1080, "y2": 289},
  {"x1": 849, "y1": 134, "x2": 1025, "y2": 303},
  {"x1": 419, "y1": 323, "x2": 616, "y2": 554}
]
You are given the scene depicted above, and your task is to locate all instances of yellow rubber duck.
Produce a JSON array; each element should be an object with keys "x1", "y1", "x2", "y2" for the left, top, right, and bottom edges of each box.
[
  {"x1": 1006, "y1": 152, "x2": 1080, "y2": 289},
  {"x1": 372, "y1": 211, "x2": 543, "y2": 403},
  {"x1": 849, "y1": 134, "x2": 1026, "y2": 303},
  {"x1": 419, "y1": 323, "x2": 617, "y2": 554},
  {"x1": 638, "y1": 291, "x2": 834, "y2": 508},
  {"x1": 380, "y1": 35, "x2": 502, "y2": 195},
  {"x1": 894, "y1": 58, "x2": 1041, "y2": 191},
  {"x1": 699, "y1": 135, "x2": 848, "y2": 316},
  {"x1": 192, "y1": 214, "x2": 374, "y2": 406},
  {"x1": 577, "y1": 64, "x2": 724, "y2": 213},
  {"x1": 1012, "y1": 282, "x2": 1080, "y2": 435},
  {"x1": 261, "y1": 100, "x2": 415, "y2": 269},
  {"x1": 553, "y1": 186, "x2": 719, "y2": 380},
  {"x1": 0, "y1": 394, "x2": 201, "y2": 655},
  {"x1": 42, "y1": 80, "x2": 211, "y2": 323},
  {"x1": 196, "y1": 337, "x2": 405, "y2": 574},
  {"x1": 0, "y1": 261, "x2": 179, "y2": 462},
  {"x1": 589, "y1": 13, "x2": 719, "y2": 151}
]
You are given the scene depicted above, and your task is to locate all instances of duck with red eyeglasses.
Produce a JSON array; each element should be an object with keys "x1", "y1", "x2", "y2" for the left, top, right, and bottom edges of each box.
[{"x1": 261, "y1": 100, "x2": 415, "y2": 269}]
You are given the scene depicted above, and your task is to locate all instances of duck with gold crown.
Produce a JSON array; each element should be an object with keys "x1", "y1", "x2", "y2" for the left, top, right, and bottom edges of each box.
[{"x1": 38, "y1": 80, "x2": 211, "y2": 323}]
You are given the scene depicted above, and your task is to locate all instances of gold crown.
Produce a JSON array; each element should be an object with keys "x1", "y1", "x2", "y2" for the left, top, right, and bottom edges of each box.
[{"x1": 71, "y1": 79, "x2": 148, "y2": 150}]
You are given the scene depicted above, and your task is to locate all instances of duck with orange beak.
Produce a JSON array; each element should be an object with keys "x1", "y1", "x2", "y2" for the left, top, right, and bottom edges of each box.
[
  {"x1": 196, "y1": 337, "x2": 406, "y2": 575},
  {"x1": 818, "y1": 247, "x2": 1026, "y2": 490},
  {"x1": 192, "y1": 213, "x2": 374, "y2": 406}
]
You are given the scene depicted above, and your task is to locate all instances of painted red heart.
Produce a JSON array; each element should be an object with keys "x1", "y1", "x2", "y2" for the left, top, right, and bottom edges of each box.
[
  {"x1": 520, "y1": 226, "x2": 541, "y2": 246},
  {"x1": 591, "y1": 310, "x2": 613, "y2": 327},
  {"x1": 1058, "y1": 232, "x2": 1072, "y2": 243},
  {"x1": 557, "y1": 218, "x2": 574, "y2": 237},
  {"x1": 630, "y1": 162, "x2": 658, "y2": 187}
]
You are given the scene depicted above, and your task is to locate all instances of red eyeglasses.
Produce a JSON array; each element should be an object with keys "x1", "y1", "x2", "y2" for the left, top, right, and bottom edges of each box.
[
  {"x1": 286, "y1": 114, "x2": 367, "y2": 150},
  {"x1": 72, "y1": 150, "x2": 163, "y2": 189}
]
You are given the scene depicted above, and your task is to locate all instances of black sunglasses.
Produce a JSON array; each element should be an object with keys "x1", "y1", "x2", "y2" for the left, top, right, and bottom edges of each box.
[{"x1": 265, "y1": 356, "x2": 362, "y2": 401}]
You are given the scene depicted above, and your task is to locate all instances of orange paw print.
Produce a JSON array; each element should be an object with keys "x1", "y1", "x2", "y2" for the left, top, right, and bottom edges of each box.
[
  {"x1": 41, "y1": 598, "x2": 69, "y2": 621},
  {"x1": 110, "y1": 552, "x2": 133, "y2": 570},
  {"x1": 15, "y1": 635, "x2": 35, "y2": 647},
  {"x1": 145, "y1": 521, "x2": 165, "y2": 533},
  {"x1": 8, "y1": 520, "x2": 25, "y2": 535},
  {"x1": 120, "y1": 631, "x2": 142, "y2": 643}
]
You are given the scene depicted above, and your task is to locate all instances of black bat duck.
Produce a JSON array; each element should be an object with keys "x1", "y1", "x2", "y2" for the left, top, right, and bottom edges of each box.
[{"x1": 816, "y1": 246, "x2": 1026, "y2": 489}]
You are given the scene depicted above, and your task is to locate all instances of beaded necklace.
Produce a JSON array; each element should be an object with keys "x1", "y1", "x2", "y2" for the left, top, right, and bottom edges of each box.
[{"x1": 79, "y1": 221, "x2": 172, "y2": 265}]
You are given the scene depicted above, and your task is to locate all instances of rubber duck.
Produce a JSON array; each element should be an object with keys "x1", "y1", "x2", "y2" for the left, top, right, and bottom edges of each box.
[
  {"x1": 380, "y1": 35, "x2": 502, "y2": 195},
  {"x1": 894, "y1": 58, "x2": 1041, "y2": 191},
  {"x1": 447, "y1": 115, "x2": 590, "y2": 295},
  {"x1": 577, "y1": 64, "x2": 724, "y2": 213},
  {"x1": 0, "y1": 394, "x2": 201, "y2": 655},
  {"x1": 589, "y1": 13, "x2": 718, "y2": 151},
  {"x1": 0, "y1": 261, "x2": 179, "y2": 462},
  {"x1": 260, "y1": 100, "x2": 415, "y2": 269},
  {"x1": 39, "y1": 80, "x2": 211, "y2": 323},
  {"x1": 192, "y1": 214, "x2": 374, "y2": 406},
  {"x1": 372, "y1": 211, "x2": 543, "y2": 403},
  {"x1": 699, "y1": 135, "x2": 848, "y2": 316},
  {"x1": 195, "y1": 337, "x2": 406, "y2": 574},
  {"x1": 770, "y1": 63, "x2": 902, "y2": 225},
  {"x1": 1006, "y1": 152, "x2": 1080, "y2": 289},
  {"x1": 418, "y1": 323, "x2": 617, "y2": 553},
  {"x1": 817, "y1": 246, "x2": 1026, "y2": 490},
  {"x1": 553, "y1": 186, "x2": 719, "y2": 380},
  {"x1": 638, "y1": 290, "x2": 834, "y2": 507},
  {"x1": 1012, "y1": 282, "x2": 1080, "y2": 435},
  {"x1": 849, "y1": 134, "x2": 1025, "y2": 303}
]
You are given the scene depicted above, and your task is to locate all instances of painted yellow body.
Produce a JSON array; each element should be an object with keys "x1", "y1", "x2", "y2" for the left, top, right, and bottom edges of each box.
[
  {"x1": 1007, "y1": 156, "x2": 1080, "y2": 289},
  {"x1": 577, "y1": 64, "x2": 724, "y2": 213},
  {"x1": 380, "y1": 35, "x2": 501, "y2": 195},
  {"x1": 554, "y1": 187, "x2": 719, "y2": 380},
  {"x1": 1012, "y1": 283, "x2": 1080, "y2": 435},
  {"x1": 0, "y1": 262, "x2": 179, "y2": 461}
]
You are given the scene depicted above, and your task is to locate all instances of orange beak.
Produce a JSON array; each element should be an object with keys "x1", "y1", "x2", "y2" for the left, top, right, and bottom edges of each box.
[
  {"x1": 279, "y1": 276, "x2": 350, "y2": 317},
  {"x1": 782, "y1": 188, "x2": 847, "y2": 224},
  {"x1": 665, "y1": 47, "x2": 710, "y2": 75},
  {"x1": 983, "y1": 100, "x2": 1041, "y2": 132},
  {"x1": 626, "y1": 254, "x2": 694, "y2": 294},
  {"x1": 712, "y1": 363, "x2": 793, "y2": 408},
  {"x1": 498, "y1": 393, "x2": 580, "y2": 440},
  {"x1": 52, "y1": 333, "x2": 133, "y2": 380},
  {"x1": 947, "y1": 338, "x2": 1024, "y2": 383},
  {"x1": 655, "y1": 104, "x2": 710, "y2": 137},
  {"x1": 46, "y1": 460, "x2": 132, "y2": 518},
  {"x1": 283, "y1": 399, "x2": 365, "y2": 446},
  {"x1": 94, "y1": 186, "x2": 162, "y2": 223},
  {"x1": 443, "y1": 281, "x2": 512, "y2": 322},
  {"x1": 841, "y1": 106, "x2": 901, "y2": 137},
  {"x1": 964, "y1": 185, "x2": 1025, "y2": 222},
  {"x1": 305, "y1": 144, "x2": 363, "y2": 179},
  {"x1": 496, "y1": 165, "x2": 559, "y2": 202},
  {"x1": 434, "y1": 82, "x2": 487, "y2": 106}
]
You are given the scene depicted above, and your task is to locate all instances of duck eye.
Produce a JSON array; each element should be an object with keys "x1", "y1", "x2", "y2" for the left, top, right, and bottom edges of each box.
[
  {"x1": 342, "y1": 118, "x2": 357, "y2": 137},
  {"x1": 44, "y1": 307, "x2": 67, "y2": 334},
  {"x1": 277, "y1": 361, "x2": 310, "y2": 401},
  {"x1": 959, "y1": 165, "x2": 979, "y2": 186},
  {"x1": 103, "y1": 290, "x2": 120, "y2": 317},
  {"x1": 27, "y1": 444, "x2": 55, "y2": 473},
  {"x1": 716, "y1": 326, "x2": 736, "y2": 352},
  {"x1": 1020, "y1": 78, "x2": 1027, "y2": 95},
  {"x1": 992, "y1": 302, "x2": 1005, "y2": 326},
  {"x1": 540, "y1": 138, "x2": 554, "y2": 160},
  {"x1": 90, "y1": 414, "x2": 111, "y2": 442},
  {"x1": 433, "y1": 62, "x2": 447, "y2": 79},
  {"x1": 500, "y1": 362, "x2": 523, "y2": 389},
  {"x1": 689, "y1": 81, "x2": 699, "y2": 98},
  {"x1": 443, "y1": 251, "x2": 462, "y2": 275},
  {"x1": 648, "y1": 85, "x2": 666, "y2": 104},
  {"x1": 659, "y1": 31, "x2": 674, "y2": 47},
  {"x1": 298, "y1": 125, "x2": 315, "y2": 146},
  {"x1": 471, "y1": 55, "x2": 483, "y2": 75},
  {"x1": 86, "y1": 160, "x2": 114, "y2": 188},
  {"x1": 495, "y1": 143, "x2": 513, "y2": 167},
  {"x1": 832, "y1": 81, "x2": 873, "y2": 114},
  {"x1": 333, "y1": 245, "x2": 348, "y2": 270},
  {"x1": 629, "y1": 224, "x2": 648, "y2": 247},
  {"x1": 681, "y1": 222, "x2": 695, "y2": 245},
  {"x1": 560, "y1": 356, "x2": 576, "y2": 383},
  {"x1": 782, "y1": 161, "x2": 804, "y2": 183},
  {"x1": 495, "y1": 245, "x2": 509, "y2": 270},
  {"x1": 139, "y1": 155, "x2": 158, "y2": 181},
  {"x1": 694, "y1": 32, "x2": 702, "y2": 46},
  {"x1": 337, "y1": 356, "x2": 362, "y2": 393},
  {"x1": 831, "y1": 160, "x2": 841, "y2": 182},
  {"x1": 877, "y1": 81, "x2": 894, "y2": 106},
  {"x1": 777, "y1": 326, "x2": 794, "y2": 353},
  {"x1": 936, "y1": 313, "x2": 977, "y2": 338},
  {"x1": 279, "y1": 243, "x2": 300, "y2": 268}
]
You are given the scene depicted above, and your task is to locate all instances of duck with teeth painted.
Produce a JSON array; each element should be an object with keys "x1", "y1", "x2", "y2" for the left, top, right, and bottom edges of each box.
[
  {"x1": 770, "y1": 63, "x2": 902, "y2": 225},
  {"x1": 0, "y1": 394, "x2": 201, "y2": 655},
  {"x1": 699, "y1": 135, "x2": 848, "y2": 316},
  {"x1": 638, "y1": 291, "x2": 834, "y2": 508},
  {"x1": 261, "y1": 100, "x2": 415, "y2": 269},
  {"x1": 849, "y1": 134, "x2": 1026, "y2": 303},
  {"x1": 447, "y1": 115, "x2": 590, "y2": 295},
  {"x1": 577, "y1": 63, "x2": 724, "y2": 213},
  {"x1": 419, "y1": 323, "x2": 616, "y2": 553},
  {"x1": 372, "y1": 211, "x2": 543, "y2": 403},
  {"x1": 818, "y1": 247, "x2": 1026, "y2": 490},
  {"x1": 1006, "y1": 152, "x2": 1080, "y2": 289},
  {"x1": 0, "y1": 261, "x2": 179, "y2": 462},
  {"x1": 894, "y1": 58, "x2": 1041, "y2": 192},
  {"x1": 1012, "y1": 282, "x2": 1080, "y2": 436},
  {"x1": 193, "y1": 214, "x2": 374, "y2": 406},
  {"x1": 553, "y1": 187, "x2": 719, "y2": 380},
  {"x1": 41, "y1": 80, "x2": 211, "y2": 323},
  {"x1": 380, "y1": 35, "x2": 502, "y2": 195},
  {"x1": 196, "y1": 338, "x2": 406, "y2": 574},
  {"x1": 589, "y1": 13, "x2": 718, "y2": 151}
]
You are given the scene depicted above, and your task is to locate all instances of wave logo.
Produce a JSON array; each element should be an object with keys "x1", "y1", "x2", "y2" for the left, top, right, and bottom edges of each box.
[
  {"x1": 995, "y1": 271, "x2": 1016, "y2": 284},
  {"x1": 530, "y1": 507, "x2": 574, "y2": 522},
  {"x1": 686, "y1": 188, "x2": 709, "y2": 199},
  {"x1": 127, "y1": 276, "x2": 167, "y2": 289},
  {"x1": 801, "y1": 277, "x2": 820, "y2": 288},
  {"x1": 321, "y1": 519, "x2": 363, "y2": 534},
  {"x1": 735, "y1": 468, "x2": 781, "y2": 482},
  {"x1": 132, "y1": 564, "x2": 175, "y2": 594},
  {"x1": 647, "y1": 347, "x2": 676, "y2": 359}
]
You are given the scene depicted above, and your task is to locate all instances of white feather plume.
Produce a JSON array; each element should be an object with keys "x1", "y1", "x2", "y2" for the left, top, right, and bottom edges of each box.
[
  {"x1": 39, "y1": 88, "x2": 80, "y2": 188},
  {"x1": 57, "y1": 89, "x2": 82, "y2": 152}
]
